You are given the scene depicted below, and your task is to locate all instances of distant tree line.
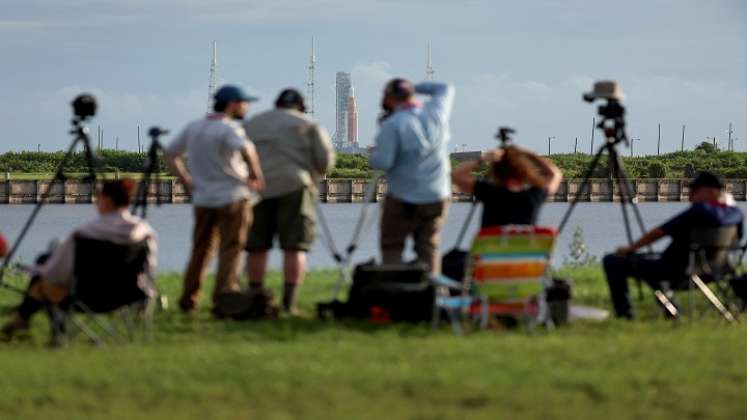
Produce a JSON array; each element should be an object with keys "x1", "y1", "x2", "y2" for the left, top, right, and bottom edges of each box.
[{"x1": 1, "y1": 141, "x2": 746, "y2": 179}]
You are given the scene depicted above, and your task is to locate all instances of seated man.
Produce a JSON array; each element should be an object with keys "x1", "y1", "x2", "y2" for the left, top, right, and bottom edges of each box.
[
  {"x1": 1, "y1": 179, "x2": 158, "y2": 339},
  {"x1": 603, "y1": 172, "x2": 743, "y2": 319}
]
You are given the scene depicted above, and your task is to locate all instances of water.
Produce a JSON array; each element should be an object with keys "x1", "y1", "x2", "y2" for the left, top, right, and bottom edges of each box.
[{"x1": 3, "y1": 202, "x2": 745, "y2": 272}]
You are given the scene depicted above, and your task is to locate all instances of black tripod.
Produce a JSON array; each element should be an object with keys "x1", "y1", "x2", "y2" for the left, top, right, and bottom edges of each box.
[
  {"x1": 557, "y1": 100, "x2": 646, "y2": 246},
  {"x1": 557, "y1": 98, "x2": 677, "y2": 312},
  {"x1": 0, "y1": 95, "x2": 99, "y2": 293},
  {"x1": 131, "y1": 127, "x2": 169, "y2": 219}
]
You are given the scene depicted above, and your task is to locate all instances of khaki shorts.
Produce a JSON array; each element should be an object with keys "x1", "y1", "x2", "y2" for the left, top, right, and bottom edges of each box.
[{"x1": 246, "y1": 187, "x2": 317, "y2": 252}]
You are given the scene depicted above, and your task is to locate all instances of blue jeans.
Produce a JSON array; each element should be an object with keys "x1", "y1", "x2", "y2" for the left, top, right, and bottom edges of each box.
[{"x1": 602, "y1": 253, "x2": 682, "y2": 318}]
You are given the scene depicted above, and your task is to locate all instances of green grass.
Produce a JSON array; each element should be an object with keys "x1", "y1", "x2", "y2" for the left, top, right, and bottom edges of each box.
[{"x1": 0, "y1": 267, "x2": 745, "y2": 420}]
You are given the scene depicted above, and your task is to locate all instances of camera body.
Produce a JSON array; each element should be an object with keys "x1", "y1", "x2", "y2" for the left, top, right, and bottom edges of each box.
[
  {"x1": 597, "y1": 100, "x2": 625, "y2": 120},
  {"x1": 495, "y1": 126, "x2": 516, "y2": 146},
  {"x1": 71, "y1": 94, "x2": 97, "y2": 120}
]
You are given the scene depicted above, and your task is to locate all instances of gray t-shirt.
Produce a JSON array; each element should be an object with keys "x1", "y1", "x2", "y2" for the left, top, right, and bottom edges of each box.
[{"x1": 166, "y1": 115, "x2": 255, "y2": 207}]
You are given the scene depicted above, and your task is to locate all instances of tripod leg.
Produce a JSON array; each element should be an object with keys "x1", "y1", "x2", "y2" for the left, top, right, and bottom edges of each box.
[
  {"x1": 0, "y1": 136, "x2": 82, "y2": 284},
  {"x1": 558, "y1": 146, "x2": 607, "y2": 233}
]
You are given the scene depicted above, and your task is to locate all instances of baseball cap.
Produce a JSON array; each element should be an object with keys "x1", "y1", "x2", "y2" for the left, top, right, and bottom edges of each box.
[
  {"x1": 689, "y1": 171, "x2": 724, "y2": 190},
  {"x1": 214, "y1": 85, "x2": 259, "y2": 104},
  {"x1": 275, "y1": 88, "x2": 306, "y2": 112}
]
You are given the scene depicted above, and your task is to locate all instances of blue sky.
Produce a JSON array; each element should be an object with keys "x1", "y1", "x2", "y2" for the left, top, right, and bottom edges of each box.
[{"x1": 0, "y1": 0, "x2": 745, "y2": 156}]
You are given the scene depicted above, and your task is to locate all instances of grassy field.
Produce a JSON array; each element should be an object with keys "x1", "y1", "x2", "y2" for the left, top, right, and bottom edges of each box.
[{"x1": 0, "y1": 266, "x2": 745, "y2": 420}]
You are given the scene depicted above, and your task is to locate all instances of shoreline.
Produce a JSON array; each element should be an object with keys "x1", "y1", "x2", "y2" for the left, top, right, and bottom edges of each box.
[{"x1": 2, "y1": 178, "x2": 747, "y2": 204}]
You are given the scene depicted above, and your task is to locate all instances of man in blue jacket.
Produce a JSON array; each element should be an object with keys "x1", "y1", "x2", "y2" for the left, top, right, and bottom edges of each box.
[{"x1": 369, "y1": 78, "x2": 455, "y2": 274}]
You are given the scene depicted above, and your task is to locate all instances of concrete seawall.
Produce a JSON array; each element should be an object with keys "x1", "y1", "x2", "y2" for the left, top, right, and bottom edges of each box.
[{"x1": 2, "y1": 178, "x2": 747, "y2": 204}]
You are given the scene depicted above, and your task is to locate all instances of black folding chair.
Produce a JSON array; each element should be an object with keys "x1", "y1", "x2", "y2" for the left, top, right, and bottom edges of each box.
[
  {"x1": 654, "y1": 226, "x2": 742, "y2": 322},
  {"x1": 49, "y1": 235, "x2": 154, "y2": 346}
]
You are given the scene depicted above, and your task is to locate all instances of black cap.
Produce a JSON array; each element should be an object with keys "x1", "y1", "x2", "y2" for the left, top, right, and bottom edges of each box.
[
  {"x1": 689, "y1": 171, "x2": 724, "y2": 190},
  {"x1": 275, "y1": 89, "x2": 306, "y2": 112}
]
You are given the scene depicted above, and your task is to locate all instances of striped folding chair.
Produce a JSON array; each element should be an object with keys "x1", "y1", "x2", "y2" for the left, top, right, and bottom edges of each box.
[{"x1": 467, "y1": 225, "x2": 557, "y2": 329}]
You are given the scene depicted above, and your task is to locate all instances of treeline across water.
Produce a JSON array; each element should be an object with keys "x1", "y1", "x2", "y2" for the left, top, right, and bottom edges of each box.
[{"x1": 1, "y1": 142, "x2": 745, "y2": 179}]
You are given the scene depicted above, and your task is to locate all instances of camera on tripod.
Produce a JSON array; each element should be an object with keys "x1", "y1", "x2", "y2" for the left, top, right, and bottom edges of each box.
[
  {"x1": 495, "y1": 126, "x2": 516, "y2": 147},
  {"x1": 583, "y1": 80, "x2": 628, "y2": 146}
]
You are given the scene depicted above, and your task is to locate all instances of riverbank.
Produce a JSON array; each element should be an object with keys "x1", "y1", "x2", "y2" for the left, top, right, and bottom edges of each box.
[
  {"x1": 0, "y1": 267, "x2": 744, "y2": 419},
  {"x1": 3, "y1": 177, "x2": 747, "y2": 203}
]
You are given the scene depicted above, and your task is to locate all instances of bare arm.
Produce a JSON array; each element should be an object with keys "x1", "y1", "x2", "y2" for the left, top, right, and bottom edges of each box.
[
  {"x1": 240, "y1": 143, "x2": 265, "y2": 192},
  {"x1": 451, "y1": 160, "x2": 480, "y2": 194},
  {"x1": 164, "y1": 153, "x2": 193, "y2": 193}
]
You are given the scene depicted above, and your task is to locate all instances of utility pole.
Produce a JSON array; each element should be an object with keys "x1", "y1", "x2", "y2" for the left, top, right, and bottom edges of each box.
[
  {"x1": 115, "y1": 136, "x2": 119, "y2": 151},
  {"x1": 657, "y1": 123, "x2": 661, "y2": 156},
  {"x1": 137, "y1": 125, "x2": 141, "y2": 153},
  {"x1": 728, "y1": 122, "x2": 733, "y2": 151},
  {"x1": 681, "y1": 125, "x2": 685, "y2": 152},
  {"x1": 548, "y1": 136, "x2": 555, "y2": 156},
  {"x1": 630, "y1": 138, "x2": 640, "y2": 157},
  {"x1": 590, "y1": 117, "x2": 595, "y2": 154},
  {"x1": 574, "y1": 137, "x2": 578, "y2": 154}
]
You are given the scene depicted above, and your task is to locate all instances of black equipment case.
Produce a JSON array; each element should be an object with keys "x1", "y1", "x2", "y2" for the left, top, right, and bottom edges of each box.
[{"x1": 318, "y1": 261, "x2": 435, "y2": 323}]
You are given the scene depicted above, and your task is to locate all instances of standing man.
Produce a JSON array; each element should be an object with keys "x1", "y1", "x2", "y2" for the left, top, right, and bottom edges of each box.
[
  {"x1": 165, "y1": 85, "x2": 265, "y2": 313},
  {"x1": 242, "y1": 89, "x2": 335, "y2": 313},
  {"x1": 369, "y1": 79, "x2": 455, "y2": 274}
]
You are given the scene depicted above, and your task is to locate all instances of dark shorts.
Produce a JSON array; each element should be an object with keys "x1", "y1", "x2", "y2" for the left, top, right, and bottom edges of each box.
[{"x1": 246, "y1": 187, "x2": 317, "y2": 252}]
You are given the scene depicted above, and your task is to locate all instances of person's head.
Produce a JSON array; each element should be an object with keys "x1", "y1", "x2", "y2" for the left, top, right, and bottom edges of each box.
[
  {"x1": 275, "y1": 88, "x2": 306, "y2": 113},
  {"x1": 381, "y1": 78, "x2": 416, "y2": 112},
  {"x1": 213, "y1": 85, "x2": 258, "y2": 120},
  {"x1": 689, "y1": 171, "x2": 723, "y2": 203},
  {"x1": 97, "y1": 178, "x2": 136, "y2": 215},
  {"x1": 489, "y1": 146, "x2": 543, "y2": 188}
]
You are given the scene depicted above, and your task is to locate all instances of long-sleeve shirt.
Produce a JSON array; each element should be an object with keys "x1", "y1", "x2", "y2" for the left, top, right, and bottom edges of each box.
[
  {"x1": 243, "y1": 108, "x2": 335, "y2": 199},
  {"x1": 369, "y1": 81, "x2": 455, "y2": 204},
  {"x1": 34, "y1": 210, "x2": 158, "y2": 297}
]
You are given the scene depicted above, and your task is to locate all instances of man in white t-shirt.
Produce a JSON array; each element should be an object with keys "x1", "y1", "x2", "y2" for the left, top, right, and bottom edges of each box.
[{"x1": 165, "y1": 85, "x2": 265, "y2": 313}]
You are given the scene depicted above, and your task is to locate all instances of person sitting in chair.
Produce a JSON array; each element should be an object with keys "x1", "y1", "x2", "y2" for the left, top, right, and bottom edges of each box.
[
  {"x1": 1, "y1": 179, "x2": 157, "y2": 339},
  {"x1": 451, "y1": 144, "x2": 562, "y2": 227},
  {"x1": 603, "y1": 172, "x2": 743, "y2": 319}
]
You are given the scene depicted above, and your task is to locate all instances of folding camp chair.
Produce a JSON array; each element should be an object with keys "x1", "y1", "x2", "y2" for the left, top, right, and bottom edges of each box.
[
  {"x1": 433, "y1": 225, "x2": 557, "y2": 332},
  {"x1": 49, "y1": 235, "x2": 154, "y2": 346},
  {"x1": 679, "y1": 226, "x2": 741, "y2": 321}
]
